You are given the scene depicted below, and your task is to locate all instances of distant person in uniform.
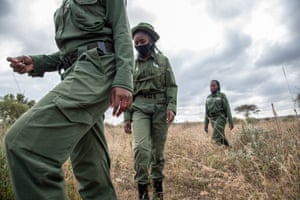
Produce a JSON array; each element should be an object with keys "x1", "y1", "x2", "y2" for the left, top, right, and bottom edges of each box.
[
  {"x1": 124, "y1": 22, "x2": 178, "y2": 200},
  {"x1": 204, "y1": 80, "x2": 234, "y2": 146},
  {"x1": 5, "y1": 0, "x2": 133, "y2": 199}
]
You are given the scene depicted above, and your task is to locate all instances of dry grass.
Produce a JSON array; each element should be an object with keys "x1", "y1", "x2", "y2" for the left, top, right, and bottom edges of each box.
[
  {"x1": 105, "y1": 118, "x2": 300, "y2": 200},
  {"x1": 1, "y1": 117, "x2": 300, "y2": 200}
]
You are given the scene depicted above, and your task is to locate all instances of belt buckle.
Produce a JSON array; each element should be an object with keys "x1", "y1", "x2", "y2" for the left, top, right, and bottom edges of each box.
[{"x1": 97, "y1": 41, "x2": 108, "y2": 54}]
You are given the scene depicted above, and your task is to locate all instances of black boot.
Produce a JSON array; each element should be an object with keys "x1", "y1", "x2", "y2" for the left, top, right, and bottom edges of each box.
[
  {"x1": 222, "y1": 137, "x2": 230, "y2": 146},
  {"x1": 153, "y1": 180, "x2": 163, "y2": 200},
  {"x1": 138, "y1": 184, "x2": 149, "y2": 200}
]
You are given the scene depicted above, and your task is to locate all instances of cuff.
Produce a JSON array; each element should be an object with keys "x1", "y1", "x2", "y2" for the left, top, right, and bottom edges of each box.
[
  {"x1": 28, "y1": 55, "x2": 46, "y2": 77},
  {"x1": 167, "y1": 103, "x2": 177, "y2": 114}
]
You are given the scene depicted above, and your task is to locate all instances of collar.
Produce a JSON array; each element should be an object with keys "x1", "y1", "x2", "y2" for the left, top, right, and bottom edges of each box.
[
  {"x1": 137, "y1": 52, "x2": 156, "y2": 62},
  {"x1": 211, "y1": 90, "x2": 220, "y2": 96}
]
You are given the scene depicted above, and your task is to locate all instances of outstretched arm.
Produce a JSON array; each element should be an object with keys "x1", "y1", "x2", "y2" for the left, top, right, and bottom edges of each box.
[{"x1": 7, "y1": 52, "x2": 61, "y2": 77}]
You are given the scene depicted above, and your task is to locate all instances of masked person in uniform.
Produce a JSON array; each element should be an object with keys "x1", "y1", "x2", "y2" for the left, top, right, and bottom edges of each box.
[
  {"x1": 204, "y1": 80, "x2": 234, "y2": 146},
  {"x1": 124, "y1": 22, "x2": 178, "y2": 200},
  {"x1": 5, "y1": 0, "x2": 133, "y2": 199}
]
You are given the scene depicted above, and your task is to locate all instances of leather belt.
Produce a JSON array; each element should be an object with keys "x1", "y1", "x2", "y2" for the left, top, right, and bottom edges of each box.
[
  {"x1": 142, "y1": 94, "x2": 157, "y2": 99},
  {"x1": 86, "y1": 41, "x2": 114, "y2": 54},
  {"x1": 137, "y1": 93, "x2": 165, "y2": 99},
  {"x1": 134, "y1": 95, "x2": 166, "y2": 104},
  {"x1": 58, "y1": 41, "x2": 114, "y2": 78}
]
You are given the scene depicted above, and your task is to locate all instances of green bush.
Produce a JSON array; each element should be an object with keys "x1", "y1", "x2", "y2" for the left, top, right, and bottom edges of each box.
[
  {"x1": 0, "y1": 93, "x2": 35, "y2": 200},
  {"x1": 0, "y1": 127, "x2": 14, "y2": 200},
  {"x1": 229, "y1": 122, "x2": 300, "y2": 198}
]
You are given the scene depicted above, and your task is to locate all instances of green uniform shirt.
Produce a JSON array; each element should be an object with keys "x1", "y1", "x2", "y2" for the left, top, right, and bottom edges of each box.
[
  {"x1": 124, "y1": 53, "x2": 177, "y2": 121},
  {"x1": 29, "y1": 0, "x2": 133, "y2": 91},
  {"x1": 204, "y1": 91, "x2": 233, "y2": 126}
]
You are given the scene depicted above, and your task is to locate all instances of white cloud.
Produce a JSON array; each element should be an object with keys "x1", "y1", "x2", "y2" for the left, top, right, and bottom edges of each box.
[
  {"x1": 0, "y1": 0, "x2": 299, "y2": 123},
  {"x1": 0, "y1": 40, "x2": 24, "y2": 72}
]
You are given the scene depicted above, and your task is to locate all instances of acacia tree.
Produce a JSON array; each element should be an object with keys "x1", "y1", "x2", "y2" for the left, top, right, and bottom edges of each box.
[
  {"x1": 0, "y1": 93, "x2": 35, "y2": 125},
  {"x1": 234, "y1": 104, "x2": 259, "y2": 118}
]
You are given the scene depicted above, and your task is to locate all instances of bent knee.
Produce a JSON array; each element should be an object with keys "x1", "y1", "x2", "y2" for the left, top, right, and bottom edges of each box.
[
  {"x1": 4, "y1": 111, "x2": 33, "y2": 149},
  {"x1": 4, "y1": 127, "x2": 17, "y2": 150},
  {"x1": 4, "y1": 121, "x2": 31, "y2": 152}
]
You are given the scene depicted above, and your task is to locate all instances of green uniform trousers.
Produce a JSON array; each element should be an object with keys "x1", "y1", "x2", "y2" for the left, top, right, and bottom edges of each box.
[
  {"x1": 132, "y1": 97, "x2": 168, "y2": 184},
  {"x1": 210, "y1": 116, "x2": 229, "y2": 146},
  {"x1": 5, "y1": 49, "x2": 117, "y2": 200}
]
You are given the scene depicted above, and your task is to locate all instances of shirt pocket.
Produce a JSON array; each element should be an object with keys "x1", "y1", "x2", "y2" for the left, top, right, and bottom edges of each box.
[
  {"x1": 151, "y1": 66, "x2": 164, "y2": 88},
  {"x1": 213, "y1": 97, "x2": 223, "y2": 112},
  {"x1": 70, "y1": 0, "x2": 106, "y2": 31}
]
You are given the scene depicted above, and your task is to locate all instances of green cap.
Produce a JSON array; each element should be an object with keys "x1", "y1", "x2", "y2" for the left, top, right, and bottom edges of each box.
[{"x1": 131, "y1": 22, "x2": 160, "y2": 41}]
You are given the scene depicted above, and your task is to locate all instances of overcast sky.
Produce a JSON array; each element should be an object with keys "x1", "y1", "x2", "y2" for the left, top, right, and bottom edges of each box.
[{"x1": 0, "y1": 0, "x2": 299, "y2": 124}]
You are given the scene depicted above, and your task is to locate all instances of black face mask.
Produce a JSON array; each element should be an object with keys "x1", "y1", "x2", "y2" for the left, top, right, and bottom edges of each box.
[{"x1": 135, "y1": 43, "x2": 153, "y2": 57}]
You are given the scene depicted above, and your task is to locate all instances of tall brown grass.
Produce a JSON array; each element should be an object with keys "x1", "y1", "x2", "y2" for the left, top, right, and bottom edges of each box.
[
  {"x1": 1, "y1": 117, "x2": 299, "y2": 200},
  {"x1": 107, "y1": 118, "x2": 300, "y2": 200}
]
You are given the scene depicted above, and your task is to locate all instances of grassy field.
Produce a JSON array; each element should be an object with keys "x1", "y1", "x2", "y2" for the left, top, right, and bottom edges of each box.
[{"x1": 1, "y1": 117, "x2": 300, "y2": 200}]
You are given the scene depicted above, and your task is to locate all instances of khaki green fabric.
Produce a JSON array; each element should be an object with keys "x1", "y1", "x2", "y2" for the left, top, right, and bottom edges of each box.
[
  {"x1": 124, "y1": 53, "x2": 177, "y2": 121},
  {"x1": 30, "y1": 0, "x2": 133, "y2": 92},
  {"x1": 124, "y1": 52, "x2": 177, "y2": 184},
  {"x1": 132, "y1": 102, "x2": 168, "y2": 184},
  {"x1": 204, "y1": 91, "x2": 233, "y2": 145},
  {"x1": 5, "y1": 49, "x2": 118, "y2": 200},
  {"x1": 210, "y1": 116, "x2": 229, "y2": 146},
  {"x1": 5, "y1": 0, "x2": 133, "y2": 199}
]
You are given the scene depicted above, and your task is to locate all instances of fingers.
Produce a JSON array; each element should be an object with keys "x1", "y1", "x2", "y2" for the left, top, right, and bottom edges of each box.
[
  {"x1": 7, "y1": 56, "x2": 25, "y2": 64},
  {"x1": 119, "y1": 96, "x2": 132, "y2": 113},
  {"x1": 166, "y1": 115, "x2": 174, "y2": 123},
  {"x1": 112, "y1": 96, "x2": 132, "y2": 117},
  {"x1": 112, "y1": 103, "x2": 120, "y2": 116},
  {"x1": 111, "y1": 87, "x2": 133, "y2": 117},
  {"x1": 7, "y1": 56, "x2": 33, "y2": 74},
  {"x1": 124, "y1": 121, "x2": 131, "y2": 133},
  {"x1": 124, "y1": 121, "x2": 132, "y2": 134},
  {"x1": 166, "y1": 111, "x2": 175, "y2": 123},
  {"x1": 11, "y1": 62, "x2": 26, "y2": 74},
  {"x1": 7, "y1": 57, "x2": 19, "y2": 62}
]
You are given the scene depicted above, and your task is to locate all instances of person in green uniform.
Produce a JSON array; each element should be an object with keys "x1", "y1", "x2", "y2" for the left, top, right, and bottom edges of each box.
[
  {"x1": 5, "y1": 0, "x2": 133, "y2": 199},
  {"x1": 204, "y1": 80, "x2": 234, "y2": 146},
  {"x1": 123, "y1": 22, "x2": 178, "y2": 200}
]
